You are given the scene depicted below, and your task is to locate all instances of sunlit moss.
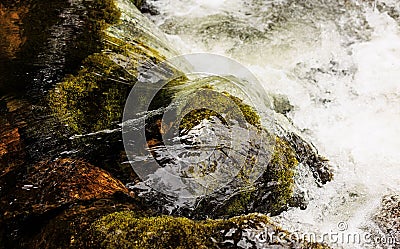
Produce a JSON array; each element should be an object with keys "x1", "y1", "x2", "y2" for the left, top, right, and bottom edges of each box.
[
  {"x1": 89, "y1": 212, "x2": 216, "y2": 248},
  {"x1": 267, "y1": 137, "x2": 298, "y2": 214},
  {"x1": 223, "y1": 190, "x2": 253, "y2": 216},
  {"x1": 49, "y1": 53, "x2": 132, "y2": 133},
  {"x1": 87, "y1": 211, "x2": 331, "y2": 249},
  {"x1": 178, "y1": 86, "x2": 261, "y2": 132},
  {"x1": 225, "y1": 92, "x2": 261, "y2": 128}
]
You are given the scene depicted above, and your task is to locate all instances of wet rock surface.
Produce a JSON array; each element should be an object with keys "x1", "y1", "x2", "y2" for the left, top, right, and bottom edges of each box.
[{"x1": 0, "y1": 158, "x2": 143, "y2": 249}]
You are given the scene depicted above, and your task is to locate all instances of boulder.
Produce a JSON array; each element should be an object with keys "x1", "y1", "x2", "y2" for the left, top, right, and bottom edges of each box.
[{"x1": 0, "y1": 158, "x2": 141, "y2": 249}]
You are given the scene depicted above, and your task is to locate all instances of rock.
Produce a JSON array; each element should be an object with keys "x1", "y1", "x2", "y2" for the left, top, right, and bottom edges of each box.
[
  {"x1": 139, "y1": 0, "x2": 160, "y2": 15},
  {"x1": 29, "y1": 199, "x2": 146, "y2": 249},
  {"x1": 85, "y1": 212, "x2": 331, "y2": 249},
  {"x1": 0, "y1": 1, "x2": 29, "y2": 60},
  {"x1": 6, "y1": 158, "x2": 131, "y2": 216},
  {"x1": 187, "y1": 136, "x2": 299, "y2": 218},
  {"x1": 284, "y1": 132, "x2": 333, "y2": 185},
  {"x1": 127, "y1": 75, "x2": 332, "y2": 218},
  {"x1": 271, "y1": 93, "x2": 294, "y2": 115},
  {"x1": 45, "y1": 0, "x2": 179, "y2": 183},
  {"x1": 0, "y1": 96, "x2": 29, "y2": 213},
  {"x1": 0, "y1": 158, "x2": 141, "y2": 249},
  {"x1": 0, "y1": 0, "x2": 335, "y2": 248}
]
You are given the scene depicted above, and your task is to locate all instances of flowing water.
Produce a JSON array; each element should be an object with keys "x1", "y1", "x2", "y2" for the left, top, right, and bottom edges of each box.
[{"x1": 143, "y1": 0, "x2": 400, "y2": 248}]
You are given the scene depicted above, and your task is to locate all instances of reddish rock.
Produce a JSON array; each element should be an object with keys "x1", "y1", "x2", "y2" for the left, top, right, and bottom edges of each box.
[
  {"x1": 1, "y1": 158, "x2": 140, "y2": 249},
  {"x1": 16, "y1": 158, "x2": 131, "y2": 210},
  {"x1": 0, "y1": 1, "x2": 29, "y2": 59}
]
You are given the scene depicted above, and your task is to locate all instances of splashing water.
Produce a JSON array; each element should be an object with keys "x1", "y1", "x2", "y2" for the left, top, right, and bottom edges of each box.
[{"x1": 143, "y1": 0, "x2": 400, "y2": 248}]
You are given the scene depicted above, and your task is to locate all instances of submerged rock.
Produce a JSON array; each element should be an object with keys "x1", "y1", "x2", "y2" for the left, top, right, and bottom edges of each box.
[{"x1": 12, "y1": 158, "x2": 130, "y2": 211}]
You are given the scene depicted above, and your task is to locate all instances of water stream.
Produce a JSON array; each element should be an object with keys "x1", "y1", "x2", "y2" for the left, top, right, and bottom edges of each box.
[{"x1": 144, "y1": 0, "x2": 400, "y2": 248}]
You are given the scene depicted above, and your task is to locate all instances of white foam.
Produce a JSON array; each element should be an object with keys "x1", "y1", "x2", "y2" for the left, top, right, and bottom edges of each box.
[{"x1": 146, "y1": 0, "x2": 400, "y2": 247}]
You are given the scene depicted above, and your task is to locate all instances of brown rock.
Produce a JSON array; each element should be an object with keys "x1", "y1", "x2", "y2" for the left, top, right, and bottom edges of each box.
[
  {"x1": 0, "y1": 158, "x2": 140, "y2": 249},
  {"x1": 18, "y1": 158, "x2": 130, "y2": 209},
  {"x1": 0, "y1": 1, "x2": 28, "y2": 60},
  {"x1": 0, "y1": 98, "x2": 27, "y2": 186}
]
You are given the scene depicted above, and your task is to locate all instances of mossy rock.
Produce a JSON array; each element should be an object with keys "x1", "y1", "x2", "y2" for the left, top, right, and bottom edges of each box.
[
  {"x1": 49, "y1": 53, "x2": 133, "y2": 134},
  {"x1": 136, "y1": 76, "x2": 319, "y2": 218},
  {"x1": 177, "y1": 135, "x2": 298, "y2": 218},
  {"x1": 256, "y1": 136, "x2": 298, "y2": 214},
  {"x1": 48, "y1": 0, "x2": 176, "y2": 135},
  {"x1": 177, "y1": 88, "x2": 261, "y2": 132},
  {"x1": 284, "y1": 132, "x2": 333, "y2": 185},
  {"x1": 5, "y1": 199, "x2": 146, "y2": 249},
  {"x1": 85, "y1": 211, "x2": 331, "y2": 249}
]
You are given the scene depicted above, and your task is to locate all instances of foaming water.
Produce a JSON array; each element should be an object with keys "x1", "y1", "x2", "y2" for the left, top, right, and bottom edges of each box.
[{"x1": 145, "y1": 0, "x2": 400, "y2": 247}]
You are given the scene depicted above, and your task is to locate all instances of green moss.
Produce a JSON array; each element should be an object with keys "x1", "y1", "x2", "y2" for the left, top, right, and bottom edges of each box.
[
  {"x1": 49, "y1": 53, "x2": 133, "y2": 133},
  {"x1": 87, "y1": 212, "x2": 331, "y2": 249},
  {"x1": 178, "y1": 86, "x2": 261, "y2": 132},
  {"x1": 268, "y1": 137, "x2": 299, "y2": 214},
  {"x1": 103, "y1": 34, "x2": 167, "y2": 69},
  {"x1": 147, "y1": 75, "x2": 188, "y2": 111},
  {"x1": 225, "y1": 91, "x2": 261, "y2": 128},
  {"x1": 223, "y1": 190, "x2": 253, "y2": 217},
  {"x1": 88, "y1": 211, "x2": 218, "y2": 249}
]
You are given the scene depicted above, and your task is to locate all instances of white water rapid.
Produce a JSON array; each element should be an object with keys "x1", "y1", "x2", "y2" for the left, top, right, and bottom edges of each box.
[{"x1": 143, "y1": 0, "x2": 400, "y2": 248}]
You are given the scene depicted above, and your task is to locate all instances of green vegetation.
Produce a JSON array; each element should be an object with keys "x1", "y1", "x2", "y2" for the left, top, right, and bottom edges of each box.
[
  {"x1": 267, "y1": 137, "x2": 299, "y2": 214},
  {"x1": 49, "y1": 53, "x2": 132, "y2": 133},
  {"x1": 223, "y1": 189, "x2": 254, "y2": 217},
  {"x1": 86, "y1": 211, "x2": 330, "y2": 249},
  {"x1": 177, "y1": 85, "x2": 261, "y2": 132},
  {"x1": 89, "y1": 212, "x2": 217, "y2": 248}
]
